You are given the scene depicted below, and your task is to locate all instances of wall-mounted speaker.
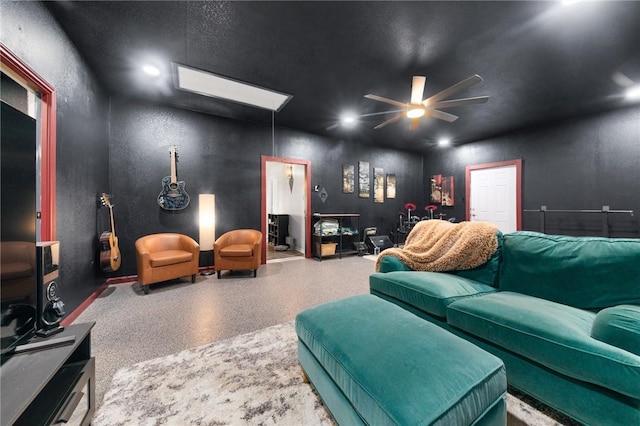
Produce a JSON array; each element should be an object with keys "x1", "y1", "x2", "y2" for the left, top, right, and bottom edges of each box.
[
  {"x1": 366, "y1": 235, "x2": 394, "y2": 253},
  {"x1": 36, "y1": 242, "x2": 65, "y2": 334}
]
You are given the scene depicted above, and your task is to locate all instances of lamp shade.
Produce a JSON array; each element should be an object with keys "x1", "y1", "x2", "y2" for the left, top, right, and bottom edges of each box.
[{"x1": 199, "y1": 194, "x2": 216, "y2": 250}]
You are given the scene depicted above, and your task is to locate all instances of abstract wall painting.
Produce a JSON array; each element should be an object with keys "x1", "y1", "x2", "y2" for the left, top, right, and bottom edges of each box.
[
  {"x1": 442, "y1": 176, "x2": 455, "y2": 206},
  {"x1": 430, "y1": 174, "x2": 442, "y2": 203},
  {"x1": 373, "y1": 167, "x2": 384, "y2": 203},
  {"x1": 359, "y1": 161, "x2": 370, "y2": 198},
  {"x1": 342, "y1": 164, "x2": 354, "y2": 193},
  {"x1": 386, "y1": 174, "x2": 396, "y2": 199}
]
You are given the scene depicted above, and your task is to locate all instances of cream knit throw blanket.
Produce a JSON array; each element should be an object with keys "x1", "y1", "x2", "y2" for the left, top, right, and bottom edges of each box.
[{"x1": 375, "y1": 220, "x2": 499, "y2": 272}]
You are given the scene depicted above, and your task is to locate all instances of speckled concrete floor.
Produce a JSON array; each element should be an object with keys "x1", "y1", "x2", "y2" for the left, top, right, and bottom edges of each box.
[{"x1": 73, "y1": 256, "x2": 375, "y2": 408}]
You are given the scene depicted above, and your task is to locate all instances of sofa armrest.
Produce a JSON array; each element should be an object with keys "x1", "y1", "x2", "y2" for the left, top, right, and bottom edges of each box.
[
  {"x1": 591, "y1": 305, "x2": 640, "y2": 356},
  {"x1": 377, "y1": 255, "x2": 413, "y2": 273}
]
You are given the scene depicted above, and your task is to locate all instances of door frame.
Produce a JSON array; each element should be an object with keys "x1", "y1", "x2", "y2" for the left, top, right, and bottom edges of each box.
[
  {"x1": 465, "y1": 159, "x2": 522, "y2": 230},
  {"x1": 1, "y1": 43, "x2": 57, "y2": 240},
  {"x1": 261, "y1": 155, "x2": 312, "y2": 262}
]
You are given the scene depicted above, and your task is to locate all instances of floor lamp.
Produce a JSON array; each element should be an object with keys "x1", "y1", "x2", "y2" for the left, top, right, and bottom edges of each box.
[{"x1": 199, "y1": 194, "x2": 216, "y2": 275}]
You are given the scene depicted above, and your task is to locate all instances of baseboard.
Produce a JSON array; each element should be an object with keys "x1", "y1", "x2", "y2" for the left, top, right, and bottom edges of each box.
[{"x1": 61, "y1": 280, "x2": 110, "y2": 326}]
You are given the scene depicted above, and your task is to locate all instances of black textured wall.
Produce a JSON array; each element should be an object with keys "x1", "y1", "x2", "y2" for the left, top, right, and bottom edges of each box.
[
  {"x1": 1, "y1": 2, "x2": 110, "y2": 313},
  {"x1": 423, "y1": 106, "x2": 640, "y2": 237},
  {"x1": 109, "y1": 98, "x2": 424, "y2": 276}
]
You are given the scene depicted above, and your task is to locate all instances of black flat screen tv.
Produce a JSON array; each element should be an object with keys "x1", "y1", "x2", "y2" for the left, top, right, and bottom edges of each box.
[{"x1": 1, "y1": 101, "x2": 38, "y2": 361}]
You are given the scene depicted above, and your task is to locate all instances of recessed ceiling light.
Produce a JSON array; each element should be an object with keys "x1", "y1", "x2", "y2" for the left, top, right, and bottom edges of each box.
[
  {"x1": 438, "y1": 138, "x2": 451, "y2": 146},
  {"x1": 625, "y1": 85, "x2": 640, "y2": 101},
  {"x1": 172, "y1": 63, "x2": 292, "y2": 112},
  {"x1": 341, "y1": 114, "x2": 357, "y2": 127},
  {"x1": 142, "y1": 64, "x2": 161, "y2": 77}
]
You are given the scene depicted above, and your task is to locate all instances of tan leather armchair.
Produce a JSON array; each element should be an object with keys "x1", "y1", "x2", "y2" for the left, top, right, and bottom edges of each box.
[
  {"x1": 0, "y1": 241, "x2": 36, "y2": 300},
  {"x1": 135, "y1": 233, "x2": 199, "y2": 294},
  {"x1": 214, "y1": 229, "x2": 262, "y2": 278}
]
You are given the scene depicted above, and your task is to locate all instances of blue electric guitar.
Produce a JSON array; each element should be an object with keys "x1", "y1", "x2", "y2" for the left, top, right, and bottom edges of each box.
[{"x1": 157, "y1": 145, "x2": 190, "y2": 210}]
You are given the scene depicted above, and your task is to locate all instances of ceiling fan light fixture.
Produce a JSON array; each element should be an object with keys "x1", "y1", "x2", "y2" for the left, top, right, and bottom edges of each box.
[
  {"x1": 625, "y1": 85, "x2": 640, "y2": 101},
  {"x1": 407, "y1": 107, "x2": 425, "y2": 119}
]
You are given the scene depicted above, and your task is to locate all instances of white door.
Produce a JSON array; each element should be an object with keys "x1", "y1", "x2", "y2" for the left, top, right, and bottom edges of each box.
[{"x1": 469, "y1": 164, "x2": 518, "y2": 233}]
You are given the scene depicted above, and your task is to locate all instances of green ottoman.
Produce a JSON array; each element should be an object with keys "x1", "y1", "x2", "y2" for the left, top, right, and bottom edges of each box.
[{"x1": 295, "y1": 295, "x2": 507, "y2": 425}]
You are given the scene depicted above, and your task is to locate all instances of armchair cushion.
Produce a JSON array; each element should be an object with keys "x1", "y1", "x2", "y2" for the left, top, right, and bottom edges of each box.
[
  {"x1": 219, "y1": 245, "x2": 253, "y2": 257},
  {"x1": 149, "y1": 250, "x2": 194, "y2": 268}
]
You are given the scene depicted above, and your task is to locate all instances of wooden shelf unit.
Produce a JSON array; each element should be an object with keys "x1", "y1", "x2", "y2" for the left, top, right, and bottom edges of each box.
[{"x1": 268, "y1": 214, "x2": 290, "y2": 247}]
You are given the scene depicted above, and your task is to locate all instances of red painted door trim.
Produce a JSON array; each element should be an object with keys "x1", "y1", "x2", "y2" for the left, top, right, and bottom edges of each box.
[
  {"x1": 1, "y1": 43, "x2": 57, "y2": 240},
  {"x1": 261, "y1": 156, "x2": 312, "y2": 262}
]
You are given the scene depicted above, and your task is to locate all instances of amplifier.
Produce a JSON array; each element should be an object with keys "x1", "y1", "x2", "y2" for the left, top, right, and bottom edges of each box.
[{"x1": 366, "y1": 235, "x2": 394, "y2": 253}]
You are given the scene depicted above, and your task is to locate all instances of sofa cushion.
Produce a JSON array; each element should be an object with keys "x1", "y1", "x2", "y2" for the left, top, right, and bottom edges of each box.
[
  {"x1": 149, "y1": 250, "x2": 193, "y2": 267},
  {"x1": 447, "y1": 292, "x2": 640, "y2": 399},
  {"x1": 377, "y1": 255, "x2": 413, "y2": 272},
  {"x1": 296, "y1": 294, "x2": 507, "y2": 426},
  {"x1": 500, "y1": 231, "x2": 640, "y2": 309},
  {"x1": 591, "y1": 305, "x2": 640, "y2": 357},
  {"x1": 369, "y1": 271, "x2": 497, "y2": 318}
]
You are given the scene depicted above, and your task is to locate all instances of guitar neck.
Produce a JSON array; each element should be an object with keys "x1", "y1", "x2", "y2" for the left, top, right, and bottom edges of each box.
[
  {"x1": 170, "y1": 148, "x2": 177, "y2": 184},
  {"x1": 109, "y1": 206, "x2": 116, "y2": 238}
]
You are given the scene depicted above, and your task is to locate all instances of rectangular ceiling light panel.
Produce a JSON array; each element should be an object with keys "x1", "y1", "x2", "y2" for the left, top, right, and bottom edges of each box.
[{"x1": 173, "y1": 63, "x2": 292, "y2": 112}]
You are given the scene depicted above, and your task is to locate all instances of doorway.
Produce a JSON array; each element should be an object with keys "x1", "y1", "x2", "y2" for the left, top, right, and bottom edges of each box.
[
  {"x1": 1, "y1": 44, "x2": 56, "y2": 241},
  {"x1": 466, "y1": 160, "x2": 522, "y2": 233},
  {"x1": 260, "y1": 156, "x2": 311, "y2": 262}
]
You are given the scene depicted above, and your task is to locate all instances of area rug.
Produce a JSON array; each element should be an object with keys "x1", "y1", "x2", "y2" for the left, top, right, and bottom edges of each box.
[{"x1": 93, "y1": 322, "x2": 569, "y2": 425}]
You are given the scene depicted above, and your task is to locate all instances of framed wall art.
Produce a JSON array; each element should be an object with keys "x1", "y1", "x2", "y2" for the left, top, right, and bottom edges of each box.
[
  {"x1": 430, "y1": 174, "x2": 442, "y2": 203},
  {"x1": 373, "y1": 167, "x2": 384, "y2": 203},
  {"x1": 442, "y1": 176, "x2": 455, "y2": 206},
  {"x1": 358, "y1": 161, "x2": 370, "y2": 198},
  {"x1": 342, "y1": 164, "x2": 354, "y2": 193},
  {"x1": 386, "y1": 174, "x2": 396, "y2": 199}
]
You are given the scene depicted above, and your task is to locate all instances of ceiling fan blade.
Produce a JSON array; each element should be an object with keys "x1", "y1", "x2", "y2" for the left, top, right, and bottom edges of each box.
[
  {"x1": 365, "y1": 94, "x2": 408, "y2": 109},
  {"x1": 430, "y1": 96, "x2": 489, "y2": 109},
  {"x1": 360, "y1": 109, "x2": 404, "y2": 118},
  {"x1": 425, "y1": 109, "x2": 459, "y2": 123},
  {"x1": 422, "y1": 74, "x2": 483, "y2": 107},
  {"x1": 374, "y1": 113, "x2": 404, "y2": 129},
  {"x1": 411, "y1": 76, "x2": 426, "y2": 105}
]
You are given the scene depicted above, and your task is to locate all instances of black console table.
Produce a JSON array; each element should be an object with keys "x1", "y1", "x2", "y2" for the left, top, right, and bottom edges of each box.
[
  {"x1": 1, "y1": 322, "x2": 95, "y2": 426},
  {"x1": 312, "y1": 213, "x2": 360, "y2": 260}
]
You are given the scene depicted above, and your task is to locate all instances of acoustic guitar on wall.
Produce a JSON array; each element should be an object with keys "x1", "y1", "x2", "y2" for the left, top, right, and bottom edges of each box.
[
  {"x1": 157, "y1": 144, "x2": 190, "y2": 210},
  {"x1": 99, "y1": 193, "x2": 121, "y2": 272}
]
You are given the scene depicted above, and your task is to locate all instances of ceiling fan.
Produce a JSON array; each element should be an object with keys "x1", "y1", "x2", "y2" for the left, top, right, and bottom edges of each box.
[{"x1": 364, "y1": 74, "x2": 489, "y2": 130}]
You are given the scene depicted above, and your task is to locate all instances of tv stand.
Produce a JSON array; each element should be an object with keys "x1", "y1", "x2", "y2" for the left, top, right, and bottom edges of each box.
[{"x1": 0, "y1": 322, "x2": 95, "y2": 426}]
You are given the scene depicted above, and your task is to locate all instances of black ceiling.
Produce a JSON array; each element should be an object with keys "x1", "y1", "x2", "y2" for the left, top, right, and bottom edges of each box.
[{"x1": 46, "y1": 1, "x2": 640, "y2": 152}]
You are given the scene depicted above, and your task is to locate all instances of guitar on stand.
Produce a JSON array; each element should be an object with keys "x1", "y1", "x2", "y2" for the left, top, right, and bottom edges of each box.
[
  {"x1": 99, "y1": 193, "x2": 122, "y2": 272},
  {"x1": 157, "y1": 144, "x2": 190, "y2": 210}
]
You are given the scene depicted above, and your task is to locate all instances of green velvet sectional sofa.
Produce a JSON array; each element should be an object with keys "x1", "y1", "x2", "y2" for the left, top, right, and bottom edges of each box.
[{"x1": 370, "y1": 231, "x2": 640, "y2": 426}]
